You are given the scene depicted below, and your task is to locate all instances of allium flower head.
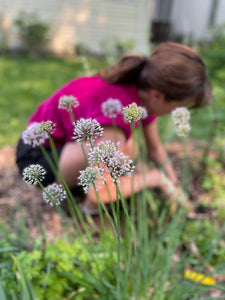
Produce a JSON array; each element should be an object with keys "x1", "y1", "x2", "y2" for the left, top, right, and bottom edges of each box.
[
  {"x1": 22, "y1": 121, "x2": 56, "y2": 147},
  {"x1": 172, "y1": 107, "x2": 190, "y2": 125},
  {"x1": 141, "y1": 106, "x2": 148, "y2": 120},
  {"x1": 58, "y1": 95, "x2": 79, "y2": 111},
  {"x1": 42, "y1": 183, "x2": 66, "y2": 206},
  {"x1": 102, "y1": 98, "x2": 123, "y2": 118},
  {"x1": 36, "y1": 120, "x2": 56, "y2": 135},
  {"x1": 175, "y1": 123, "x2": 191, "y2": 137},
  {"x1": 123, "y1": 103, "x2": 143, "y2": 123},
  {"x1": 171, "y1": 107, "x2": 191, "y2": 137},
  {"x1": 107, "y1": 152, "x2": 135, "y2": 182},
  {"x1": 78, "y1": 166, "x2": 104, "y2": 193},
  {"x1": 23, "y1": 164, "x2": 46, "y2": 185},
  {"x1": 88, "y1": 140, "x2": 117, "y2": 167},
  {"x1": 73, "y1": 118, "x2": 104, "y2": 144},
  {"x1": 88, "y1": 140, "x2": 135, "y2": 182},
  {"x1": 22, "y1": 122, "x2": 48, "y2": 147}
]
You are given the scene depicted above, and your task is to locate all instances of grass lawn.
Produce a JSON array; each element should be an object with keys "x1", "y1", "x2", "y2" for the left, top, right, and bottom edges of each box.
[{"x1": 0, "y1": 55, "x2": 105, "y2": 147}]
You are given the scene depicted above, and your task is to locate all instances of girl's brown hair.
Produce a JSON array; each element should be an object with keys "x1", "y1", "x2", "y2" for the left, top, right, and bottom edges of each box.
[{"x1": 97, "y1": 42, "x2": 211, "y2": 108}]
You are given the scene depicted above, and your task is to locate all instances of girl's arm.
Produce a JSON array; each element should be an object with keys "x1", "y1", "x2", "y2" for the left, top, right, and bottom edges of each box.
[{"x1": 142, "y1": 119, "x2": 178, "y2": 185}]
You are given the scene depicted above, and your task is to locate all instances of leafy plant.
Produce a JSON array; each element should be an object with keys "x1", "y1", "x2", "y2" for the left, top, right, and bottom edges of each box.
[
  {"x1": 182, "y1": 219, "x2": 225, "y2": 266},
  {"x1": 14, "y1": 11, "x2": 49, "y2": 55},
  {"x1": 9, "y1": 233, "x2": 117, "y2": 299},
  {"x1": 202, "y1": 158, "x2": 225, "y2": 219}
]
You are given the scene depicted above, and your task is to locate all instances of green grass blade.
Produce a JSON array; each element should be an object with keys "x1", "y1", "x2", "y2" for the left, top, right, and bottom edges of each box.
[
  {"x1": 12, "y1": 256, "x2": 35, "y2": 300},
  {"x1": 0, "y1": 280, "x2": 7, "y2": 300}
]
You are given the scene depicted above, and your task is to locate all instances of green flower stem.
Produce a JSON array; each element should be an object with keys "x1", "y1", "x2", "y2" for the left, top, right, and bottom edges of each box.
[
  {"x1": 80, "y1": 142, "x2": 89, "y2": 165},
  {"x1": 182, "y1": 138, "x2": 189, "y2": 196},
  {"x1": 87, "y1": 137, "x2": 120, "y2": 236},
  {"x1": 87, "y1": 137, "x2": 106, "y2": 232},
  {"x1": 87, "y1": 137, "x2": 123, "y2": 237},
  {"x1": 40, "y1": 144, "x2": 58, "y2": 178},
  {"x1": 113, "y1": 118, "x2": 118, "y2": 146},
  {"x1": 69, "y1": 107, "x2": 76, "y2": 123},
  {"x1": 130, "y1": 123, "x2": 136, "y2": 223},
  {"x1": 40, "y1": 143, "x2": 95, "y2": 246},
  {"x1": 114, "y1": 181, "x2": 136, "y2": 244},
  {"x1": 91, "y1": 181, "x2": 123, "y2": 299},
  {"x1": 48, "y1": 134, "x2": 59, "y2": 168}
]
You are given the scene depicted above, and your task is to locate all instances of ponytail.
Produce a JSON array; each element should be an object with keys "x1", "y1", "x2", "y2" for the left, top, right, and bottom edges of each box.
[
  {"x1": 96, "y1": 55, "x2": 147, "y2": 85},
  {"x1": 97, "y1": 42, "x2": 211, "y2": 108}
]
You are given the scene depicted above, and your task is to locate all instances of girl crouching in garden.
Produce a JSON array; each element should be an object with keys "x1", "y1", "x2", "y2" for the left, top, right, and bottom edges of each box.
[{"x1": 16, "y1": 42, "x2": 211, "y2": 215}]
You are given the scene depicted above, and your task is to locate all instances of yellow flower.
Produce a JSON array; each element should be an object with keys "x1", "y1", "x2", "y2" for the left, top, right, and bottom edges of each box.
[{"x1": 184, "y1": 269, "x2": 216, "y2": 285}]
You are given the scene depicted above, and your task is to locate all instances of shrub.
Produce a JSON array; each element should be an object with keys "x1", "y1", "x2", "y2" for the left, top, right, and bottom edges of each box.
[{"x1": 14, "y1": 11, "x2": 49, "y2": 55}]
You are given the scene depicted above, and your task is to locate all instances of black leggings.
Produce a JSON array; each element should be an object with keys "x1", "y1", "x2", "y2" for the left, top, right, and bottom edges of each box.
[
  {"x1": 16, "y1": 138, "x2": 86, "y2": 199},
  {"x1": 16, "y1": 138, "x2": 63, "y2": 187}
]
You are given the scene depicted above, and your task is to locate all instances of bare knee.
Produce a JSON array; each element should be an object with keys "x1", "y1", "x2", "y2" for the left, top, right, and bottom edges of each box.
[
  {"x1": 58, "y1": 142, "x2": 89, "y2": 188},
  {"x1": 123, "y1": 137, "x2": 138, "y2": 160}
]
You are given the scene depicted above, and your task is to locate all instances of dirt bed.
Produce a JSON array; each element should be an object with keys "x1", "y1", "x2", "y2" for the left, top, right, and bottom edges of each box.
[{"x1": 0, "y1": 141, "x2": 214, "y2": 237}]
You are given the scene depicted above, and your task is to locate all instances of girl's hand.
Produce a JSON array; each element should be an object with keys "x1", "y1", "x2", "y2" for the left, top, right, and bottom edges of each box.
[
  {"x1": 162, "y1": 161, "x2": 179, "y2": 185},
  {"x1": 159, "y1": 171, "x2": 188, "y2": 204}
]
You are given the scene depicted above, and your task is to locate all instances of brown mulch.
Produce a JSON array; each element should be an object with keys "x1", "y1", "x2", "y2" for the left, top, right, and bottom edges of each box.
[
  {"x1": 0, "y1": 146, "x2": 65, "y2": 240},
  {"x1": 0, "y1": 140, "x2": 214, "y2": 238}
]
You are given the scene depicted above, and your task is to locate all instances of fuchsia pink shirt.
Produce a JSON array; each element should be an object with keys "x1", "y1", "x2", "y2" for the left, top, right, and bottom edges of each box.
[{"x1": 29, "y1": 76, "x2": 157, "y2": 147}]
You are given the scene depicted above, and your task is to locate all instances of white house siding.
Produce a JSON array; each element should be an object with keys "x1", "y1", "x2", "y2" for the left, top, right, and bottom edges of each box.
[
  {"x1": 170, "y1": 0, "x2": 212, "y2": 41},
  {"x1": 215, "y1": 0, "x2": 225, "y2": 25},
  {"x1": 0, "y1": 0, "x2": 153, "y2": 55},
  {"x1": 151, "y1": 0, "x2": 225, "y2": 43}
]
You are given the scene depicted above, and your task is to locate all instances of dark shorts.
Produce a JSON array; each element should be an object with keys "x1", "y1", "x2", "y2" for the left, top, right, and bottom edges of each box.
[{"x1": 16, "y1": 138, "x2": 63, "y2": 187}]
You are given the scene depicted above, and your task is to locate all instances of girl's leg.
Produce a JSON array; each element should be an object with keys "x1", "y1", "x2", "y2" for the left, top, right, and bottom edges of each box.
[
  {"x1": 57, "y1": 126, "x2": 127, "y2": 189},
  {"x1": 57, "y1": 141, "x2": 90, "y2": 188}
]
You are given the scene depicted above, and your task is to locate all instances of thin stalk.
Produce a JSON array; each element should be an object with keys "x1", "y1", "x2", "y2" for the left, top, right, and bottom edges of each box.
[
  {"x1": 87, "y1": 138, "x2": 106, "y2": 233},
  {"x1": 130, "y1": 123, "x2": 136, "y2": 222},
  {"x1": 39, "y1": 144, "x2": 95, "y2": 245},
  {"x1": 116, "y1": 195, "x2": 122, "y2": 299},
  {"x1": 80, "y1": 138, "x2": 118, "y2": 236},
  {"x1": 114, "y1": 181, "x2": 136, "y2": 249},
  {"x1": 182, "y1": 138, "x2": 189, "y2": 196},
  {"x1": 113, "y1": 118, "x2": 118, "y2": 146},
  {"x1": 69, "y1": 107, "x2": 76, "y2": 123}
]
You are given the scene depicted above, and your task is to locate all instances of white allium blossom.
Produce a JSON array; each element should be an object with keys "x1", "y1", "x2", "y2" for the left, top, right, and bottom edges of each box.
[
  {"x1": 73, "y1": 118, "x2": 104, "y2": 144},
  {"x1": 23, "y1": 164, "x2": 46, "y2": 185},
  {"x1": 123, "y1": 103, "x2": 143, "y2": 123},
  {"x1": 22, "y1": 122, "x2": 48, "y2": 147},
  {"x1": 88, "y1": 140, "x2": 135, "y2": 182},
  {"x1": 171, "y1": 107, "x2": 190, "y2": 125},
  {"x1": 171, "y1": 107, "x2": 191, "y2": 137},
  {"x1": 101, "y1": 98, "x2": 123, "y2": 118},
  {"x1": 58, "y1": 95, "x2": 79, "y2": 111},
  {"x1": 36, "y1": 121, "x2": 56, "y2": 135},
  {"x1": 42, "y1": 183, "x2": 66, "y2": 206},
  {"x1": 175, "y1": 123, "x2": 191, "y2": 137},
  {"x1": 106, "y1": 152, "x2": 135, "y2": 182},
  {"x1": 22, "y1": 121, "x2": 56, "y2": 147},
  {"x1": 141, "y1": 106, "x2": 148, "y2": 120},
  {"x1": 78, "y1": 166, "x2": 104, "y2": 193},
  {"x1": 88, "y1": 140, "x2": 117, "y2": 167}
]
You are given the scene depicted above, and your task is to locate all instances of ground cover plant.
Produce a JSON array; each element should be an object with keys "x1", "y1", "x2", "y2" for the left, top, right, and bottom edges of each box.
[{"x1": 0, "y1": 40, "x2": 225, "y2": 299}]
